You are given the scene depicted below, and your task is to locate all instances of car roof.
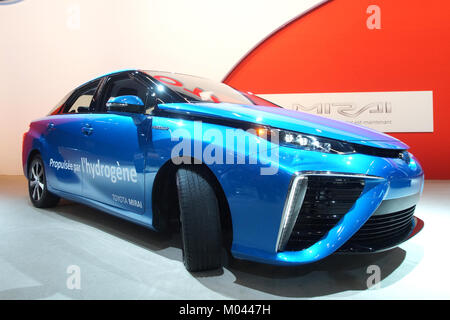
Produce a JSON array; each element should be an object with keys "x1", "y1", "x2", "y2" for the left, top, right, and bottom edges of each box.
[
  {"x1": 91, "y1": 69, "x2": 211, "y2": 83},
  {"x1": 75, "y1": 69, "x2": 213, "y2": 91},
  {"x1": 89, "y1": 69, "x2": 137, "y2": 83},
  {"x1": 74, "y1": 69, "x2": 138, "y2": 90}
]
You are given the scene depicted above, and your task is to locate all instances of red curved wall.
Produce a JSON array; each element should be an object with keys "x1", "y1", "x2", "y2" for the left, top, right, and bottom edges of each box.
[{"x1": 224, "y1": 0, "x2": 450, "y2": 179}]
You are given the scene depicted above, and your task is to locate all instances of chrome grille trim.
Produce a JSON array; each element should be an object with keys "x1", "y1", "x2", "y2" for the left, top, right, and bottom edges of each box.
[{"x1": 275, "y1": 171, "x2": 383, "y2": 252}]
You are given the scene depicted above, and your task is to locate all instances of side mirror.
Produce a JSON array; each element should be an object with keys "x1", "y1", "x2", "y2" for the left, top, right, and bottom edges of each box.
[{"x1": 106, "y1": 95, "x2": 144, "y2": 113}]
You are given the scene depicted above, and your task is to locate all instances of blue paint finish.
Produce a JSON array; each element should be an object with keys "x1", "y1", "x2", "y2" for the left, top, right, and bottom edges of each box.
[
  {"x1": 106, "y1": 95, "x2": 144, "y2": 106},
  {"x1": 157, "y1": 102, "x2": 409, "y2": 149},
  {"x1": 81, "y1": 112, "x2": 150, "y2": 214},
  {"x1": 22, "y1": 72, "x2": 424, "y2": 266},
  {"x1": 233, "y1": 180, "x2": 390, "y2": 265},
  {"x1": 40, "y1": 114, "x2": 87, "y2": 195}
]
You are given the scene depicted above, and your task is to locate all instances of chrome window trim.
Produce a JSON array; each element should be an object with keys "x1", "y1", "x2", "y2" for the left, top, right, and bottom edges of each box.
[{"x1": 275, "y1": 171, "x2": 384, "y2": 252}]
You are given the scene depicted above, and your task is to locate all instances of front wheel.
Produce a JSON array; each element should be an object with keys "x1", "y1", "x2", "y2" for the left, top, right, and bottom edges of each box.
[
  {"x1": 176, "y1": 167, "x2": 223, "y2": 272},
  {"x1": 28, "y1": 155, "x2": 60, "y2": 208}
]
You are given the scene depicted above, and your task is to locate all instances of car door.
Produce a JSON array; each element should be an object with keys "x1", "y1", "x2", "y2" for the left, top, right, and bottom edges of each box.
[
  {"x1": 44, "y1": 79, "x2": 101, "y2": 196},
  {"x1": 79, "y1": 73, "x2": 153, "y2": 214}
]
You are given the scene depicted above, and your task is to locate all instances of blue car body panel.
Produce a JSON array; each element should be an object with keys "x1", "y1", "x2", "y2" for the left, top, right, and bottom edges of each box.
[
  {"x1": 22, "y1": 70, "x2": 424, "y2": 266},
  {"x1": 157, "y1": 102, "x2": 409, "y2": 149}
]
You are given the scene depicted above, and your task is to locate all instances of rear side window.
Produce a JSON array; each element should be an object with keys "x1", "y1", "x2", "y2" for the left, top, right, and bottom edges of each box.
[
  {"x1": 62, "y1": 79, "x2": 101, "y2": 114},
  {"x1": 47, "y1": 90, "x2": 74, "y2": 115}
]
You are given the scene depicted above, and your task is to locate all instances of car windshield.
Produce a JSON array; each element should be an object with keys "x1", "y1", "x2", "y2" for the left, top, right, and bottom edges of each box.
[{"x1": 144, "y1": 70, "x2": 279, "y2": 107}]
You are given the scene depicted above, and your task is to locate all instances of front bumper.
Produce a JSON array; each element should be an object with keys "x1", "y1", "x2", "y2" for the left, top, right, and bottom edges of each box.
[{"x1": 229, "y1": 149, "x2": 424, "y2": 266}]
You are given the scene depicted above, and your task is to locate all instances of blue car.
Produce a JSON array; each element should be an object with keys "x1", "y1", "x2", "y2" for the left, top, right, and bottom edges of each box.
[{"x1": 22, "y1": 69, "x2": 424, "y2": 271}]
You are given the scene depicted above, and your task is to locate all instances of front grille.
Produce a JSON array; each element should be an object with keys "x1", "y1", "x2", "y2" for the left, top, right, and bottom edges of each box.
[
  {"x1": 338, "y1": 206, "x2": 415, "y2": 252},
  {"x1": 284, "y1": 176, "x2": 365, "y2": 251},
  {"x1": 351, "y1": 144, "x2": 405, "y2": 159}
]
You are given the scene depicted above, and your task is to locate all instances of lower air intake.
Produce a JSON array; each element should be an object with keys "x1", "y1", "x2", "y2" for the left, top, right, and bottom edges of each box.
[
  {"x1": 284, "y1": 176, "x2": 365, "y2": 251},
  {"x1": 338, "y1": 206, "x2": 416, "y2": 252}
]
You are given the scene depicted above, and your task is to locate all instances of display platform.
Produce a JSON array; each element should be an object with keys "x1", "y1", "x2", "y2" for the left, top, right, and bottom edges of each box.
[{"x1": 0, "y1": 176, "x2": 447, "y2": 299}]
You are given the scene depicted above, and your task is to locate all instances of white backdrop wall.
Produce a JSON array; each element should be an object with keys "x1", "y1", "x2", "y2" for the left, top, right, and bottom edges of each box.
[{"x1": 0, "y1": 0, "x2": 322, "y2": 175}]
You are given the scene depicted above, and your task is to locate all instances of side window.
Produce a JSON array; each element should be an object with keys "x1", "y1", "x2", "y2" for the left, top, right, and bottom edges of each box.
[
  {"x1": 47, "y1": 89, "x2": 75, "y2": 115},
  {"x1": 63, "y1": 80, "x2": 100, "y2": 114},
  {"x1": 101, "y1": 75, "x2": 150, "y2": 112}
]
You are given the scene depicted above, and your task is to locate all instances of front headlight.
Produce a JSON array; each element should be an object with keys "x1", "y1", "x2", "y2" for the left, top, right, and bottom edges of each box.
[{"x1": 257, "y1": 128, "x2": 356, "y2": 154}]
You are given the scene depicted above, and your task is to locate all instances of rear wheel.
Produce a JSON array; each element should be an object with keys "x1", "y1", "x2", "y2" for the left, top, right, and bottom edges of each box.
[
  {"x1": 176, "y1": 167, "x2": 223, "y2": 272},
  {"x1": 28, "y1": 155, "x2": 60, "y2": 208}
]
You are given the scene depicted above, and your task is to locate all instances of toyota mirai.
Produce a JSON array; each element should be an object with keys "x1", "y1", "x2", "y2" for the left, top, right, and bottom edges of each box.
[{"x1": 22, "y1": 69, "x2": 424, "y2": 272}]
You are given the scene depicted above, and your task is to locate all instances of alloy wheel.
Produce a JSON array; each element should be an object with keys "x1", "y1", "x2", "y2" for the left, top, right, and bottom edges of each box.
[{"x1": 30, "y1": 161, "x2": 44, "y2": 201}]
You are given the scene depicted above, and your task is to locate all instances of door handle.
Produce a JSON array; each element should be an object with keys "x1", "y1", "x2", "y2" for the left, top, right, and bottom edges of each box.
[
  {"x1": 81, "y1": 126, "x2": 94, "y2": 136},
  {"x1": 47, "y1": 122, "x2": 55, "y2": 130}
]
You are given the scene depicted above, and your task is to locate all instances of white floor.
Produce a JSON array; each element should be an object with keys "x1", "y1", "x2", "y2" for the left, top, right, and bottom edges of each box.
[{"x1": 0, "y1": 176, "x2": 449, "y2": 300}]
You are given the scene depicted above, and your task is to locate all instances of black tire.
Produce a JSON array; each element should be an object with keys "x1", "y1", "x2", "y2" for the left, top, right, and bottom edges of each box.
[
  {"x1": 28, "y1": 155, "x2": 60, "y2": 208},
  {"x1": 176, "y1": 167, "x2": 223, "y2": 272}
]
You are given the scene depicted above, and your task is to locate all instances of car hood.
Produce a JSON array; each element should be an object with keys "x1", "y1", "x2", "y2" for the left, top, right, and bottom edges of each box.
[{"x1": 157, "y1": 102, "x2": 408, "y2": 150}]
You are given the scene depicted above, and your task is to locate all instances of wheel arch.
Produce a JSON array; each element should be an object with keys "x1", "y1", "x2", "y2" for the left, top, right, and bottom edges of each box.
[{"x1": 26, "y1": 149, "x2": 42, "y2": 178}]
